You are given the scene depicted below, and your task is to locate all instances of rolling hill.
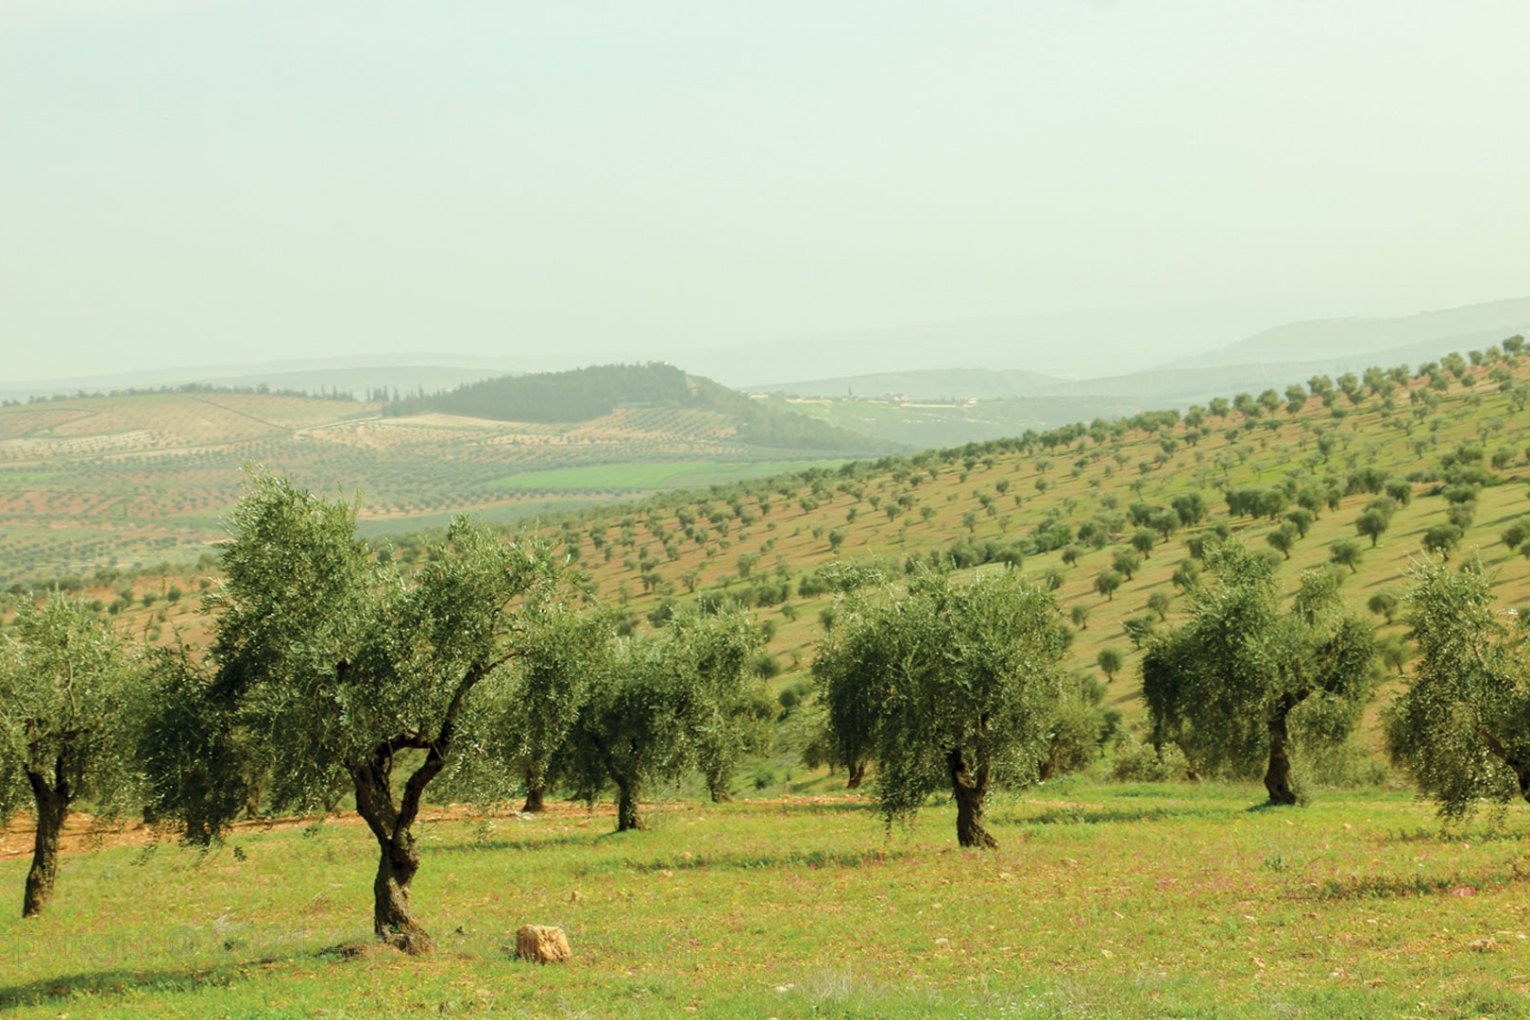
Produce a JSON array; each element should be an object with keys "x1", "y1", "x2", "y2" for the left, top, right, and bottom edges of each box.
[
  {"x1": 43, "y1": 333, "x2": 1530, "y2": 769},
  {"x1": 0, "y1": 366, "x2": 896, "y2": 586}
]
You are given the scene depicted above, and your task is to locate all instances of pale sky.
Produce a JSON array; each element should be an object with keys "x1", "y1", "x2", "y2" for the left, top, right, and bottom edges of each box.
[{"x1": 2, "y1": 1, "x2": 1527, "y2": 382}]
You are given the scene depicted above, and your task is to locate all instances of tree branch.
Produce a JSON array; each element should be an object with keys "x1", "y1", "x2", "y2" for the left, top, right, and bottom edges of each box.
[{"x1": 397, "y1": 661, "x2": 489, "y2": 833}]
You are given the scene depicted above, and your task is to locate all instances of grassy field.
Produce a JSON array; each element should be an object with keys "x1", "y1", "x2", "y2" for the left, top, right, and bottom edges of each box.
[{"x1": 0, "y1": 781, "x2": 1525, "y2": 1018}]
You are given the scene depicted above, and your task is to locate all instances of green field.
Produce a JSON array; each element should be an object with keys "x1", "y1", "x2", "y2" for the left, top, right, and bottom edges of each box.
[{"x1": 0, "y1": 781, "x2": 1524, "y2": 1018}]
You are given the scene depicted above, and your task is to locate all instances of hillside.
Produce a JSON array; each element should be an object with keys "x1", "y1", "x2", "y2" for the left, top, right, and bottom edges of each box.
[
  {"x1": 0, "y1": 369, "x2": 892, "y2": 585},
  {"x1": 47, "y1": 335, "x2": 1530, "y2": 772},
  {"x1": 384, "y1": 362, "x2": 898, "y2": 455},
  {"x1": 498, "y1": 338, "x2": 1530, "y2": 751}
]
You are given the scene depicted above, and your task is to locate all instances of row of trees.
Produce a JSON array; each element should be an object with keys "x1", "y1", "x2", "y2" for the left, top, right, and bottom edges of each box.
[
  {"x1": 4, "y1": 478, "x2": 1529, "y2": 953},
  {"x1": 1, "y1": 473, "x2": 769, "y2": 954}
]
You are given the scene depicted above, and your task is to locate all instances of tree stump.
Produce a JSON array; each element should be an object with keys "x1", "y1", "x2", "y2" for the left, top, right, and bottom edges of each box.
[{"x1": 514, "y1": 924, "x2": 571, "y2": 964}]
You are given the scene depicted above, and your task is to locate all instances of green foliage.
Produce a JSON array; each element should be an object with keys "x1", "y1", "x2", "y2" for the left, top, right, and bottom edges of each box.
[
  {"x1": 1110, "y1": 735, "x2": 1191, "y2": 782},
  {"x1": 564, "y1": 609, "x2": 765, "y2": 825},
  {"x1": 0, "y1": 594, "x2": 140, "y2": 825},
  {"x1": 1367, "y1": 590, "x2": 1399, "y2": 624},
  {"x1": 1329, "y1": 539, "x2": 1363, "y2": 573},
  {"x1": 1142, "y1": 543, "x2": 1377, "y2": 805},
  {"x1": 445, "y1": 603, "x2": 616, "y2": 807},
  {"x1": 140, "y1": 471, "x2": 557, "y2": 950},
  {"x1": 1386, "y1": 561, "x2": 1530, "y2": 818},
  {"x1": 813, "y1": 569, "x2": 1070, "y2": 846},
  {"x1": 1421, "y1": 523, "x2": 1464, "y2": 559},
  {"x1": 0, "y1": 593, "x2": 142, "y2": 914}
]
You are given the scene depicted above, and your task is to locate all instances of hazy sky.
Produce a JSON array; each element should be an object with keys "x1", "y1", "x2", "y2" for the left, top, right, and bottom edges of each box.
[{"x1": 3, "y1": 1, "x2": 1527, "y2": 382}]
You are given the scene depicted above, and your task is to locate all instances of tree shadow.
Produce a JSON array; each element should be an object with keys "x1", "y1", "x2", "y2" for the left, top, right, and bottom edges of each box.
[
  {"x1": 1303, "y1": 866, "x2": 1528, "y2": 901},
  {"x1": 431, "y1": 831, "x2": 597, "y2": 855},
  {"x1": 582, "y1": 846, "x2": 911, "y2": 875},
  {"x1": 0, "y1": 956, "x2": 277, "y2": 1011},
  {"x1": 1015, "y1": 804, "x2": 1234, "y2": 826}
]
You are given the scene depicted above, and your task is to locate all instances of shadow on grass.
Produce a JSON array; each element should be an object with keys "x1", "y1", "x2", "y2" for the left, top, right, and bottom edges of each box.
[
  {"x1": 0, "y1": 958, "x2": 268, "y2": 1011},
  {"x1": 1305, "y1": 865, "x2": 1529, "y2": 901},
  {"x1": 1014, "y1": 804, "x2": 1236, "y2": 827},
  {"x1": 578, "y1": 846, "x2": 910, "y2": 876},
  {"x1": 431, "y1": 831, "x2": 597, "y2": 855}
]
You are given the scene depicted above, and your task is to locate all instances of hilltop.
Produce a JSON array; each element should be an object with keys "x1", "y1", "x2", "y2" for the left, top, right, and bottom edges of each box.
[{"x1": 383, "y1": 362, "x2": 896, "y2": 456}]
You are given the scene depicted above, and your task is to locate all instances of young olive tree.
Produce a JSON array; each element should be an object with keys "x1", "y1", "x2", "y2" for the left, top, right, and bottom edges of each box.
[
  {"x1": 142, "y1": 473, "x2": 555, "y2": 953},
  {"x1": 1386, "y1": 561, "x2": 1530, "y2": 816},
  {"x1": 814, "y1": 569, "x2": 1070, "y2": 848},
  {"x1": 450, "y1": 603, "x2": 616, "y2": 813},
  {"x1": 563, "y1": 609, "x2": 763, "y2": 831},
  {"x1": 0, "y1": 594, "x2": 140, "y2": 917},
  {"x1": 1142, "y1": 544, "x2": 1377, "y2": 806}
]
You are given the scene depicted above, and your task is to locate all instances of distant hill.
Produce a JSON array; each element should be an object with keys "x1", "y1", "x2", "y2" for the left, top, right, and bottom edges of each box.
[
  {"x1": 751, "y1": 368, "x2": 1065, "y2": 401},
  {"x1": 387, "y1": 363, "x2": 901, "y2": 455},
  {"x1": 0, "y1": 355, "x2": 518, "y2": 404},
  {"x1": 1165, "y1": 296, "x2": 1530, "y2": 371}
]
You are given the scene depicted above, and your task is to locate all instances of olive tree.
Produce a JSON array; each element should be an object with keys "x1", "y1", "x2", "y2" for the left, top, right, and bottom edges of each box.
[
  {"x1": 1386, "y1": 560, "x2": 1530, "y2": 816},
  {"x1": 1143, "y1": 544, "x2": 1377, "y2": 805},
  {"x1": 0, "y1": 594, "x2": 140, "y2": 917},
  {"x1": 142, "y1": 473, "x2": 555, "y2": 953},
  {"x1": 813, "y1": 569, "x2": 1070, "y2": 848},
  {"x1": 449, "y1": 603, "x2": 616, "y2": 813},
  {"x1": 562, "y1": 609, "x2": 762, "y2": 831}
]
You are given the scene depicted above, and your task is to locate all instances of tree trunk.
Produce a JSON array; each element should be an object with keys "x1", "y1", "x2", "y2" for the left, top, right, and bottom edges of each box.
[
  {"x1": 615, "y1": 777, "x2": 643, "y2": 832},
  {"x1": 706, "y1": 767, "x2": 732, "y2": 803},
  {"x1": 947, "y1": 749, "x2": 997, "y2": 849},
  {"x1": 372, "y1": 834, "x2": 432, "y2": 955},
  {"x1": 22, "y1": 769, "x2": 68, "y2": 919},
  {"x1": 1264, "y1": 704, "x2": 1298, "y2": 806},
  {"x1": 521, "y1": 783, "x2": 545, "y2": 814},
  {"x1": 846, "y1": 761, "x2": 866, "y2": 790}
]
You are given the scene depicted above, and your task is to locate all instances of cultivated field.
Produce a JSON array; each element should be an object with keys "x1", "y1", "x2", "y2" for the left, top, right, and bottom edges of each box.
[{"x1": 0, "y1": 392, "x2": 845, "y2": 586}]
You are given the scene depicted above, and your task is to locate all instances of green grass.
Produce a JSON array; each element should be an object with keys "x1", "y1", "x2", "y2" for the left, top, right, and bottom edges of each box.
[
  {"x1": 1, "y1": 782, "x2": 1526, "y2": 1017},
  {"x1": 487, "y1": 460, "x2": 841, "y2": 493}
]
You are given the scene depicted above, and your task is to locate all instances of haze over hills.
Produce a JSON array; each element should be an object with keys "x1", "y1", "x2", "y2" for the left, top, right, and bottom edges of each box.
[
  {"x1": 1165, "y1": 296, "x2": 1530, "y2": 370},
  {"x1": 8, "y1": 295, "x2": 1529, "y2": 449},
  {"x1": 744, "y1": 368, "x2": 1066, "y2": 401},
  {"x1": 749, "y1": 296, "x2": 1530, "y2": 428},
  {"x1": 0, "y1": 354, "x2": 527, "y2": 404}
]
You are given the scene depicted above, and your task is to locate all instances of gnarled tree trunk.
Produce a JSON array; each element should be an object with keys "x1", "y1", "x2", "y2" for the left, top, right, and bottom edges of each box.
[
  {"x1": 352, "y1": 762, "x2": 434, "y2": 954},
  {"x1": 372, "y1": 831, "x2": 431, "y2": 954},
  {"x1": 521, "y1": 778, "x2": 545, "y2": 814},
  {"x1": 947, "y1": 748, "x2": 997, "y2": 849},
  {"x1": 615, "y1": 777, "x2": 643, "y2": 832},
  {"x1": 1264, "y1": 700, "x2": 1298, "y2": 806},
  {"x1": 705, "y1": 767, "x2": 732, "y2": 803},
  {"x1": 23, "y1": 762, "x2": 69, "y2": 919},
  {"x1": 845, "y1": 761, "x2": 866, "y2": 789}
]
